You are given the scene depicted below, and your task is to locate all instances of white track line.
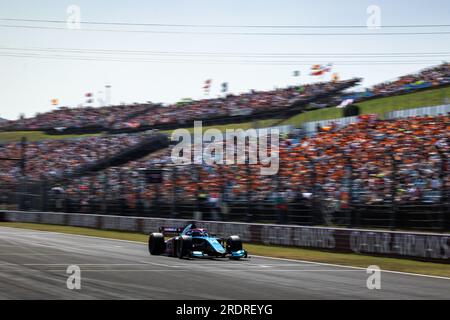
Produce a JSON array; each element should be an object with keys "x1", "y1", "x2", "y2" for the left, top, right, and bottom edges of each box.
[
  {"x1": 0, "y1": 268, "x2": 366, "y2": 273},
  {"x1": 1, "y1": 226, "x2": 449, "y2": 280},
  {"x1": 0, "y1": 253, "x2": 74, "y2": 256},
  {"x1": 250, "y1": 255, "x2": 450, "y2": 280}
]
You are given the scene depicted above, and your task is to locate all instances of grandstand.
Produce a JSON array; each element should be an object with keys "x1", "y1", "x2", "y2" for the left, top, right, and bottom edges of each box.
[
  {"x1": 283, "y1": 83, "x2": 450, "y2": 127},
  {"x1": 0, "y1": 78, "x2": 360, "y2": 133},
  {"x1": 0, "y1": 63, "x2": 448, "y2": 136},
  {"x1": 281, "y1": 63, "x2": 450, "y2": 124},
  {"x1": 0, "y1": 64, "x2": 449, "y2": 232},
  {"x1": 1, "y1": 113, "x2": 448, "y2": 231},
  {"x1": 2, "y1": 1, "x2": 450, "y2": 303}
]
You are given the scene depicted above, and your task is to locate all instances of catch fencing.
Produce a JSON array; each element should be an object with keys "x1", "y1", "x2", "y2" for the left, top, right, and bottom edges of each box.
[{"x1": 2, "y1": 163, "x2": 448, "y2": 233}]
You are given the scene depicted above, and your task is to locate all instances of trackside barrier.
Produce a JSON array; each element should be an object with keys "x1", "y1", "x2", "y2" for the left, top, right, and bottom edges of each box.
[
  {"x1": 0, "y1": 210, "x2": 449, "y2": 263},
  {"x1": 385, "y1": 104, "x2": 450, "y2": 119}
]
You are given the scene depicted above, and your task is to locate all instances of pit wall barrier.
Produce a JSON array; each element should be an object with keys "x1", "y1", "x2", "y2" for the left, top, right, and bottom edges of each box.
[{"x1": 1, "y1": 210, "x2": 448, "y2": 263}]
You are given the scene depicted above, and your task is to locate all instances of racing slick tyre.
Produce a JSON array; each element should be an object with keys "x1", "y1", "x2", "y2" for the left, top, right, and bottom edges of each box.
[
  {"x1": 148, "y1": 233, "x2": 165, "y2": 255},
  {"x1": 177, "y1": 235, "x2": 192, "y2": 259},
  {"x1": 226, "y1": 235, "x2": 243, "y2": 256}
]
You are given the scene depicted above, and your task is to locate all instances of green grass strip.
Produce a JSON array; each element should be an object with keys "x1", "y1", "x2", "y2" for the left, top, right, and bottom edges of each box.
[{"x1": 281, "y1": 86, "x2": 450, "y2": 126}]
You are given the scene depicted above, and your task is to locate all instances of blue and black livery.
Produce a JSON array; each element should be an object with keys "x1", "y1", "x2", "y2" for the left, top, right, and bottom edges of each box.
[{"x1": 148, "y1": 224, "x2": 248, "y2": 259}]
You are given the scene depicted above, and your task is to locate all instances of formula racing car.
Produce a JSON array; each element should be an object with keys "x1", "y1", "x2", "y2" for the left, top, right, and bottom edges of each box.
[{"x1": 148, "y1": 224, "x2": 248, "y2": 259}]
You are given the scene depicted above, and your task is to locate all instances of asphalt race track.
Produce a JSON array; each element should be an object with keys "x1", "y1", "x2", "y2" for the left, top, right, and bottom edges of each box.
[{"x1": 0, "y1": 226, "x2": 449, "y2": 300}]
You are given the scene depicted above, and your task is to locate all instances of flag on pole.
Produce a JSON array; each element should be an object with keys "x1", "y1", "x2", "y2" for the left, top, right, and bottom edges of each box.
[
  {"x1": 310, "y1": 70, "x2": 325, "y2": 76},
  {"x1": 221, "y1": 82, "x2": 228, "y2": 93},
  {"x1": 85, "y1": 92, "x2": 94, "y2": 105},
  {"x1": 203, "y1": 79, "x2": 212, "y2": 95},
  {"x1": 332, "y1": 73, "x2": 340, "y2": 82},
  {"x1": 310, "y1": 63, "x2": 333, "y2": 76},
  {"x1": 323, "y1": 63, "x2": 333, "y2": 73}
]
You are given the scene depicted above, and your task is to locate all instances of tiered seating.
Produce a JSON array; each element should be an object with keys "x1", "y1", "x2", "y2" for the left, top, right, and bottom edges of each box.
[
  {"x1": 60, "y1": 114, "x2": 449, "y2": 210},
  {"x1": 0, "y1": 79, "x2": 358, "y2": 131},
  {"x1": 0, "y1": 133, "x2": 154, "y2": 183},
  {"x1": 342, "y1": 63, "x2": 450, "y2": 101}
]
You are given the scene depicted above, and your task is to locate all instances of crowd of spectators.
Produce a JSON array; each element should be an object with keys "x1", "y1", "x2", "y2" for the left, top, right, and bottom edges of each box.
[
  {"x1": 371, "y1": 63, "x2": 450, "y2": 95},
  {"x1": 0, "y1": 132, "x2": 152, "y2": 184},
  {"x1": 0, "y1": 104, "x2": 156, "y2": 131},
  {"x1": 57, "y1": 114, "x2": 449, "y2": 214},
  {"x1": 113, "y1": 79, "x2": 358, "y2": 129},
  {"x1": 1, "y1": 63, "x2": 449, "y2": 218},
  {"x1": 1, "y1": 64, "x2": 448, "y2": 132},
  {"x1": 0, "y1": 79, "x2": 358, "y2": 131},
  {"x1": 342, "y1": 63, "x2": 450, "y2": 102}
]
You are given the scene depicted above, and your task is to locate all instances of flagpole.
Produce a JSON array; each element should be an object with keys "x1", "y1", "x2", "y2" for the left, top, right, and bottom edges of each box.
[{"x1": 105, "y1": 85, "x2": 111, "y2": 106}]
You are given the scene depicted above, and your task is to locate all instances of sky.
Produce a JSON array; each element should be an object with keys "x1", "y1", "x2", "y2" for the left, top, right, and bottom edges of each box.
[{"x1": 0, "y1": 0, "x2": 449, "y2": 120}]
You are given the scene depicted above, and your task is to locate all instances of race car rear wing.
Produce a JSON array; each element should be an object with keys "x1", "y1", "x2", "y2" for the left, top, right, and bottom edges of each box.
[
  {"x1": 158, "y1": 226, "x2": 183, "y2": 236},
  {"x1": 158, "y1": 223, "x2": 199, "y2": 236}
]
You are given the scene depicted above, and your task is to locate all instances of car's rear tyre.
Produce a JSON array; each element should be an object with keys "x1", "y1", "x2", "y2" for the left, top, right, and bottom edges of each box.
[
  {"x1": 226, "y1": 235, "x2": 243, "y2": 254},
  {"x1": 177, "y1": 235, "x2": 192, "y2": 259},
  {"x1": 148, "y1": 233, "x2": 165, "y2": 255},
  {"x1": 172, "y1": 237, "x2": 179, "y2": 257}
]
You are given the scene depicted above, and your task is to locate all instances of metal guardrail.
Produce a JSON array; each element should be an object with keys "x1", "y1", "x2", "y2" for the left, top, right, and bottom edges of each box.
[
  {"x1": 385, "y1": 104, "x2": 450, "y2": 119},
  {"x1": 301, "y1": 103, "x2": 450, "y2": 136},
  {"x1": 3, "y1": 185, "x2": 448, "y2": 232}
]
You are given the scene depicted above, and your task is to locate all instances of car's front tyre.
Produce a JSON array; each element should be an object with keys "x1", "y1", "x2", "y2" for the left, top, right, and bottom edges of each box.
[
  {"x1": 148, "y1": 233, "x2": 165, "y2": 255},
  {"x1": 226, "y1": 235, "x2": 244, "y2": 259}
]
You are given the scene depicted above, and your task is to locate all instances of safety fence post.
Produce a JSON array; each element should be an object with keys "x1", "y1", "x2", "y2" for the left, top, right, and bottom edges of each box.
[{"x1": 390, "y1": 150, "x2": 399, "y2": 230}]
